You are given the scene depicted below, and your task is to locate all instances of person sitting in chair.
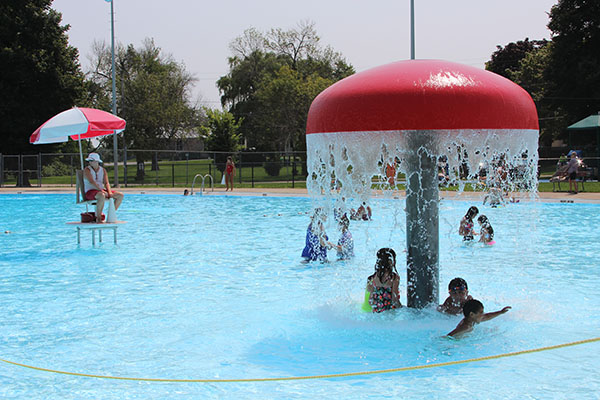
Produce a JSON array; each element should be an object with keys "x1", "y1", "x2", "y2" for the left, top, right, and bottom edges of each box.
[{"x1": 83, "y1": 153, "x2": 124, "y2": 223}]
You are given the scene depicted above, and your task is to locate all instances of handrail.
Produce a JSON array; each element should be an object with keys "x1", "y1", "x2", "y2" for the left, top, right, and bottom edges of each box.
[
  {"x1": 190, "y1": 174, "x2": 214, "y2": 195},
  {"x1": 201, "y1": 174, "x2": 213, "y2": 193}
]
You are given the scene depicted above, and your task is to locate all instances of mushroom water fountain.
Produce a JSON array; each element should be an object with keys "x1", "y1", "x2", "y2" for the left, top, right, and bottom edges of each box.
[{"x1": 305, "y1": 60, "x2": 539, "y2": 309}]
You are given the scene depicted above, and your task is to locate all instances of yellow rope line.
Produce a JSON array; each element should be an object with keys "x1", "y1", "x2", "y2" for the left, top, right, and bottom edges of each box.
[{"x1": 1, "y1": 336, "x2": 598, "y2": 383}]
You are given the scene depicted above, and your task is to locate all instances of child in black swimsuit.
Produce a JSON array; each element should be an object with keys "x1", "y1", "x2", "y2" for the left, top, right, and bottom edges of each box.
[{"x1": 459, "y1": 206, "x2": 479, "y2": 241}]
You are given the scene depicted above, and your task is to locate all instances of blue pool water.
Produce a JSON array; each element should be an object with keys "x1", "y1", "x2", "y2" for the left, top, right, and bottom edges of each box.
[{"x1": 0, "y1": 194, "x2": 599, "y2": 399}]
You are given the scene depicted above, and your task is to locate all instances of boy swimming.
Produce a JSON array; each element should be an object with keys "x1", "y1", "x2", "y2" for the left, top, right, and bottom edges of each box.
[
  {"x1": 447, "y1": 299, "x2": 511, "y2": 338},
  {"x1": 437, "y1": 277, "x2": 473, "y2": 315}
]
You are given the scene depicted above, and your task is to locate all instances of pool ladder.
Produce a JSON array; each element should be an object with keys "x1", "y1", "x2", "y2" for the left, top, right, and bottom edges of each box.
[{"x1": 191, "y1": 174, "x2": 214, "y2": 195}]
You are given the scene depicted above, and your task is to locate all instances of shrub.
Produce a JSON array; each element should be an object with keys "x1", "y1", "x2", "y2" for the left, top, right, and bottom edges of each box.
[{"x1": 263, "y1": 161, "x2": 282, "y2": 177}]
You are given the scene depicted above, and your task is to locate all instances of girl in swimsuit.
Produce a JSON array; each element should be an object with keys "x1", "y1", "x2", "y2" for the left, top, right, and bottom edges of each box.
[
  {"x1": 459, "y1": 206, "x2": 479, "y2": 241},
  {"x1": 366, "y1": 248, "x2": 402, "y2": 312},
  {"x1": 332, "y1": 215, "x2": 354, "y2": 260},
  {"x1": 301, "y1": 208, "x2": 330, "y2": 262},
  {"x1": 477, "y1": 215, "x2": 494, "y2": 244},
  {"x1": 225, "y1": 156, "x2": 235, "y2": 191}
]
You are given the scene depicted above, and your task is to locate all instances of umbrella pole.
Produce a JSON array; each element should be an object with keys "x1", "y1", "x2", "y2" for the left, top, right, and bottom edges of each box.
[{"x1": 78, "y1": 135, "x2": 84, "y2": 169}]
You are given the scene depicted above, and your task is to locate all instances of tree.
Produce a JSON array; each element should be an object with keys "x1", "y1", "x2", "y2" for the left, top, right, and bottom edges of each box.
[
  {"x1": 485, "y1": 38, "x2": 548, "y2": 79},
  {"x1": 201, "y1": 108, "x2": 242, "y2": 170},
  {"x1": 89, "y1": 39, "x2": 201, "y2": 179},
  {"x1": 255, "y1": 66, "x2": 333, "y2": 153},
  {"x1": 217, "y1": 21, "x2": 354, "y2": 153},
  {"x1": 0, "y1": 0, "x2": 84, "y2": 155},
  {"x1": 546, "y1": 0, "x2": 600, "y2": 132}
]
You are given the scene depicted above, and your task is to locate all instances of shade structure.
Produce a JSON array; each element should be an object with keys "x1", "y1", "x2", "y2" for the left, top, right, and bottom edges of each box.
[
  {"x1": 30, "y1": 107, "x2": 126, "y2": 145},
  {"x1": 305, "y1": 59, "x2": 539, "y2": 309}
]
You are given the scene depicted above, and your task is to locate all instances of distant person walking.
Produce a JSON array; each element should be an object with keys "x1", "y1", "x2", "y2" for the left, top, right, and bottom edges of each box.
[{"x1": 225, "y1": 156, "x2": 236, "y2": 191}]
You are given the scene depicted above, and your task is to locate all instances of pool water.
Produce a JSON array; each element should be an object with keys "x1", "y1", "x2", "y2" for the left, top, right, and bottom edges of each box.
[{"x1": 0, "y1": 194, "x2": 598, "y2": 399}]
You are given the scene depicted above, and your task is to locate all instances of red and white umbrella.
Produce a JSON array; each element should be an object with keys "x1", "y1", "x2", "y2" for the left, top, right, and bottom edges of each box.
[{"x1": 30, "y1": 107, "x2": 126, "y2": 168}]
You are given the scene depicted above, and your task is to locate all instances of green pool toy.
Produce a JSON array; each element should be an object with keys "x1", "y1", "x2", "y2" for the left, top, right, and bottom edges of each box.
[{"x1": 361, "y1": 290, "x2": 373, "y2": 313}]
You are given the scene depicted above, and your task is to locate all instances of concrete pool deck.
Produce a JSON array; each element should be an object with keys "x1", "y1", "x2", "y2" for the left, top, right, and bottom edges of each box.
[{"x1": 1, "y1": 186, "x2": 599, "y2": 203}]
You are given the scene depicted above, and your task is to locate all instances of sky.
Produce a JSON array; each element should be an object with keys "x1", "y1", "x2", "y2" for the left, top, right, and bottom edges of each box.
[{"x1": 51, "y1": 0, "x2": 558, "y2": 108}]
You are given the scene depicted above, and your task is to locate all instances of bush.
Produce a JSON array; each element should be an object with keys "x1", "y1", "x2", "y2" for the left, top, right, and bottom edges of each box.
[
  {"x1": 42, "y1": 160, "x2": 70, "y2": 177},
  {"x1": 263, "y1": 161, "x2": 282, "y2": 177}
]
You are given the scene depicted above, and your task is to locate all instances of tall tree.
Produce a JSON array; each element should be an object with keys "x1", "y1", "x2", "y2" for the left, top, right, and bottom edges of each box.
[
  {"x1": 89, "y1": 39, "x2": 201, "y2": 178},
  {"x1": 255, "y1": 65, "x2": 333, "y2": 153},
  {"x1": 201, "y1": 108, "x2": 242, "y2": 170},
  {"x1": 217, "y1": 21, "x2": 354, "y2": 153},
  {"x1": 546, "y1": 0, "x2": 600, "y2": 129},
  {"x1": 0, "y1": 0, "x2": 84, "y2": 155},
  {"x1": 485, "y1": 38, "x2": 548, "y2": 79}
]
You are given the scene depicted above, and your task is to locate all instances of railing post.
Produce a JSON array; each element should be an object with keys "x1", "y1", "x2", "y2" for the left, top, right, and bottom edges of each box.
[
  {"x1": 123, "y1": 147, "x2": 128, "y2": 187},
  {"x1": 185, "y1": 153, "x2": 189, "y2": 187},
  {"x1": 38, "y1": 153, "x2": 42, "y2": 187},
  {"x1": 238, "y1": 153, "x2": 242, "y2": 185},
  {"x1": 18, "y1": 154, "x2": 22, "y2": 187},
  {"x1": 172, "y1": 163, "x2": 175, "y2": 187},
  {"x1": 251, "y1": 162, "x2": 254, "y2": 188},
  {"x1": 292, "y1": 159, "x2": 296, "y2": 188}
]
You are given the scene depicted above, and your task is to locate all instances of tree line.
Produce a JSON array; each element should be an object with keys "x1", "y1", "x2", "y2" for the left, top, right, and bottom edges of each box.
[
  {"x1": 1, "y1": 0, "x2": 598, "y2": 171},
  {"x1": 485, "y1": 0, "x2": 600, "y2": 146}
]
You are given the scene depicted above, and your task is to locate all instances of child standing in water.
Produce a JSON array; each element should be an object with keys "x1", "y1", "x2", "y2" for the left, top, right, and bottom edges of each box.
[
  {"x1": 332, "y1": 215, "x2": 354, "y2": 260},
  {"x1": 447, "y1": 299, "x2": 511, "y2": 337},
  {"x1": 366, "y1": 248, "x2": 402, "y2": 312},
  {"x1": 301, "y1": 208, "x2": 329, "y2": 262},
  {"x1": 459, "y1": 206, "x2": 479, "y2": 241},
  {"x1": 477, "y1": 215, "x2": 494, "y2": 244},
  {"x1": 437, "y1": 277, "x2": 473, "y2": 315}
]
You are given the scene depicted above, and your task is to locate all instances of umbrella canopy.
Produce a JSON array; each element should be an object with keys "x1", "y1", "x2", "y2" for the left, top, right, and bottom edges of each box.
[
  {"x1": 29, "y1": 107, "x2": 126, "y2": 168},
  {"x1": 30, "y1": 107, "x2": 125, "y2": 144}
]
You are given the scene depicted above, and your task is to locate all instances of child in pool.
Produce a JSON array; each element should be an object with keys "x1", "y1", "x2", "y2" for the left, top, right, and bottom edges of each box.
[
  {"x1": 437, "y1": 277, "x2": 473, "y2": 315},
  {"x1": 366, "y1": 248, "x2": 402, "y2": 312},
  {"x1": 332, "y1": 215, "x2": 354, "y2": 260},
  {"x1": 478, "y1": 215, "x2": 494, "y2": 244},
  {"x1": 301, "y1": 208, "x2": 329, "y2": 262},
  {"x1": 350, "y1": 202, "x2": 372, "y2": 221},
  {"x1": 447, "y1": 299, "x2": 511, "y2": 337},
  {"x1": 459, "y1": 206, "x2": 479, "y2": 241}
]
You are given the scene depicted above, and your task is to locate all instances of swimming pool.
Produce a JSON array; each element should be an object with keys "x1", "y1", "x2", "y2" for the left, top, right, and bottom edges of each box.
[{"x1": 0, "y1": 194, "x2": 598, "y2": 399}]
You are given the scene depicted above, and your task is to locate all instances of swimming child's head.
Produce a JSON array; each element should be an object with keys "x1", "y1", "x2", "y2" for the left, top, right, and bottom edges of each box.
[
  {"x1": 448, "y1": 277, "x2": 469, "y2": 302},
  {"x1": 375, "y1": 248, "x2": 397, "y2": 278},
  {"x1": 339, "y1": 214, "x2": 350, "y2": 230},
  {"x1": 462, "y1": 299, "x2": 484, "y2": 320},
  {"x1": 477, "y1": 215, "x2": 489, "y2": 225},
  {"x1": 312, "y1": 207, "x2": 326, "y2": 222},
  {"x1": 466, "y1": 206, "x2": 479, "y2": 220}
]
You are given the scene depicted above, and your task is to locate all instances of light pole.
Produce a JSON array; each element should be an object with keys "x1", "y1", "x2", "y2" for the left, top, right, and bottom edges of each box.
[
  {"x1": 108, "y1": 0, "x2": 119, "y2": 186},
  {"x1": 410, "y1": 0, "x2": 415, "y2": 59}
]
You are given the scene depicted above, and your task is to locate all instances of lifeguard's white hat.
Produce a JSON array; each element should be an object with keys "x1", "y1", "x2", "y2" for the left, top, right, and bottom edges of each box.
[{"x1": 85, "y1": 152, "x2": 102, "y2": 163}]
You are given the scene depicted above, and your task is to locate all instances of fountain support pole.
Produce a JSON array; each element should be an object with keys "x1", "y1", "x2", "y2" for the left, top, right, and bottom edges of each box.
[{"x1": 405, "y1": 132, "x2": 439, "y2": 308}]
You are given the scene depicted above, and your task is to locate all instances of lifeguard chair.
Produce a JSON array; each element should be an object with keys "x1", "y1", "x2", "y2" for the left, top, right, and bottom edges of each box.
[{"x1": 69, "y1": 169, "x2": 123, "y2": 245}]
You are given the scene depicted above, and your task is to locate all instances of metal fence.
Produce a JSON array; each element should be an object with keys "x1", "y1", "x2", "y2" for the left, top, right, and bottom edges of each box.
[
  {"x1": 1, "y1": 149, "x2": 599, "y2": 189},
  {"x1": 0, "y1": 150, "x2": 308, "y2": 188}
]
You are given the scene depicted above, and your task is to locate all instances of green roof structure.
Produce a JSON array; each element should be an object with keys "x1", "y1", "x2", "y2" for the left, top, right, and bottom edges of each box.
[
  {"x1": 567, "y1": 113, "x2": 600, "y2": 130},
  {"x1": 566, "y1": 112, "x2": 600, "y2": 164}
]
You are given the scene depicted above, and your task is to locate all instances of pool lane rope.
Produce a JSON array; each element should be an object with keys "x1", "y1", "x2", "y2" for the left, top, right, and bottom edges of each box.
[{"x1": 1, "y1": 336, "x2": 599, "y2": 383}]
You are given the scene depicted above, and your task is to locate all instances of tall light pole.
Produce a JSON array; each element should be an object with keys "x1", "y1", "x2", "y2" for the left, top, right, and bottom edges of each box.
[
  {"x1": 108, "y1": 0, "x2": 119, "y2": 186},
  {"x1": 410, "y1": 0, "x2": 415, "y2": 59}
]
